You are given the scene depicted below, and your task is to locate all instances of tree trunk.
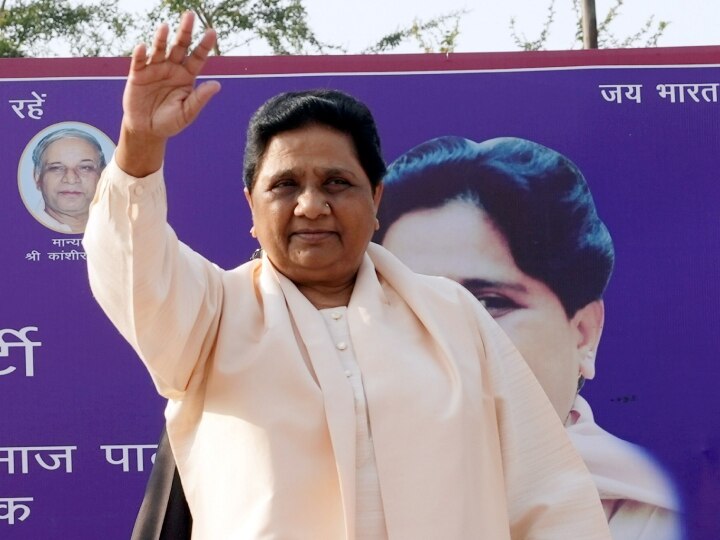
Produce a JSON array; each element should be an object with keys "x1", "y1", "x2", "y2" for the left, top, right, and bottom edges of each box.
[{"x1": 582, "y1": 0, "x2": 598, "y2": 49}]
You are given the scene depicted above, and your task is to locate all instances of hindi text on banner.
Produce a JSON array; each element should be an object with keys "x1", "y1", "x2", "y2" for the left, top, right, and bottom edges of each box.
[
  {"x1": 599, "y1": 84, "x2": 643, "y2": 104},
  {"x1": 0, "y1": 497, "x2": 33, "y2": 525},
  {"x1": 8, "y1": 91, "x2": 46, "y2": 120},
  {"x1": 100, "y1": 444, "x2": 158, "y2": 472},
  {"x1": 0, "y1": 327, "x2": 41, "y2": 378},
  {"x1": 0, "y1": 446, "x2": 76, "y2": 475}
]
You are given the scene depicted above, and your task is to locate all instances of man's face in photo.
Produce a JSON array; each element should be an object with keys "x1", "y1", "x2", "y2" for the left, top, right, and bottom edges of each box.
[{"x1": 35, "y1": 137, "x2": 102, "y2": 222}]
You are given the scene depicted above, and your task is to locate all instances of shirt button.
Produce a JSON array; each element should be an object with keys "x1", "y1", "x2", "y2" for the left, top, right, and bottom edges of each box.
[
  {"x1": 336, "y1": 342, "x2": 347, "y2": 351},
  {"x1": 134, "y1": 185, "x2": 145, "y2": 196},
  {"x1": 331, "y1": 311, "x2": 342, "y2": 320},
  {"x1": 344, "y1": 370, "x2": 352, "y2": 377}
]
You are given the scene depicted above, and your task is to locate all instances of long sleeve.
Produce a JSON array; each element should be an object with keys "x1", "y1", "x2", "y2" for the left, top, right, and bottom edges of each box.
[{"x1": 83, "y1": 159, "x2": 224, "y2": 399}]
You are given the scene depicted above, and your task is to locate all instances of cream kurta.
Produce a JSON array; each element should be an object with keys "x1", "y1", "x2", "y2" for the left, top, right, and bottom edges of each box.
[{"x1": 84, "y1": 160, "x2": 611, "y2": 539}]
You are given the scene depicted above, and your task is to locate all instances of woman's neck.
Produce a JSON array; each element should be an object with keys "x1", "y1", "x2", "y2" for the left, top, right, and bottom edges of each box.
[{"x1": 297, "y1": 280, "x2": 354, "y2": 309}]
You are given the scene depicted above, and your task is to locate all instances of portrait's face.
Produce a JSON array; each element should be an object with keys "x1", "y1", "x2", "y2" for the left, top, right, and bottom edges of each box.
[
  {"x1": 245, "y1": 124, "x2": 383, "y2": 289},
  {"x1": 383, "y1": 199, "x2": 593, "y2": 422},
  {"x1": 34, "y1": 137, "x2": 102, "y2": 229}
]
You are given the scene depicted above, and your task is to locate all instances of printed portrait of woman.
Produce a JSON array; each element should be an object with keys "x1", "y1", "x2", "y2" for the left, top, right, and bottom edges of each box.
[
  {"x1": 376, "y1": 136, "x2": 683, "y2": 540},
  {"x1": 18, "y1": 122, "x2": 115, "y2": 235}
]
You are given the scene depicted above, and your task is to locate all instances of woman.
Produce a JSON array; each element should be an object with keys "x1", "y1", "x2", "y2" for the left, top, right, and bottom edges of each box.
[
  {"x1": 378, "y1": 135, "x2": 682, "y2": 540},
  {"x1": 84, "y1": 13, "x2": 610, "y2": 539}
]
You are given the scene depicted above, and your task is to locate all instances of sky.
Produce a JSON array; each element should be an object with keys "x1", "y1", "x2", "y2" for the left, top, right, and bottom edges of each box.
[{"x1": 116, "y1": 0, "x2": 719, "y2": 55}]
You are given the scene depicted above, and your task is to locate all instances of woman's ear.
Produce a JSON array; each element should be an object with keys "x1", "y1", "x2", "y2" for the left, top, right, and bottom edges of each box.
[
  {"x1": 572, "y1": 300, "x2": 605, "y2": 380},
  {"x1": 244, "y1": 188, "x2": 256, "y2": 235},
  {"x1": 373, "y1": 181, "x2": 384, "y2": 211}
]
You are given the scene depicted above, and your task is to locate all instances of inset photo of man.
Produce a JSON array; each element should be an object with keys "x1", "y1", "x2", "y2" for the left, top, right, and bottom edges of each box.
[{"x1": 18, "y1": 123, "x2": 115, "y2": 234}]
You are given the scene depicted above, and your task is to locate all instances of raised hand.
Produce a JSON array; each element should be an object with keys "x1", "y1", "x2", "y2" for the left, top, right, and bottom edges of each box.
[{"x1": 117, "y1": 11, "x2": 221, "y2": 177}]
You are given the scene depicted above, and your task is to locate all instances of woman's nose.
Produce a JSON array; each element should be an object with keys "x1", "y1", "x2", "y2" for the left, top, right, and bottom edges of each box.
[{"x1": 295, "y1": 189, "x2": 330, "y2": 218}]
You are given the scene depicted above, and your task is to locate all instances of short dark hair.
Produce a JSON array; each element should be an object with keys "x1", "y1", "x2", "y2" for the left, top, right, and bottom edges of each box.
[
  {"x1": 377, "y1": 136, "x2": 615, "y2": 317},
  {"x1": 243, "y1": 89, "x2": 386, "y2": 192}
]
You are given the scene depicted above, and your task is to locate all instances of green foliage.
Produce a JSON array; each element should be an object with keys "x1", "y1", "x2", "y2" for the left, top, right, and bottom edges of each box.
[
  {"x1": 140, "y1": 0, "x2": 334, "y2": 55},
  {"x1": 363, "y1": 10, "x2": 467, "y2": 54},
  {"x1": 0, "y1": 0, "x2": 134, "y2": 57},
  {"x1": 511, "y1": 0, "x2": 670, "y2": 51}
]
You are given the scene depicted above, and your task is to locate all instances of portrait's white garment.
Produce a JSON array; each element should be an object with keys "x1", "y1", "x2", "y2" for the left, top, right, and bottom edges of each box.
[
  {"x1": 567, "y1": 395, "x2": 683, "y2": 540},
  {"x1": 32, "y1": 198, "x2": 72, "y2": 233},
  {"x1": 84, "y1": 159, "x2": 611, "y2": 539}
]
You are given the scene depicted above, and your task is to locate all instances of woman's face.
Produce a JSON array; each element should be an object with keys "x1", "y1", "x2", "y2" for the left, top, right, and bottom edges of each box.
[
  {"x1": 246, "y1": 124, "x2": 382, "y2": 288},
  {"x1": 382, "y1": 199, "x2": 588, "y2": 421}
]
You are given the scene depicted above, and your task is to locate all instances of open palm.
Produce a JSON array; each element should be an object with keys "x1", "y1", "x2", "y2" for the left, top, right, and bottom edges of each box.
[{"x1": 122, "y1": 12, "x2": 221, "y2": 140}]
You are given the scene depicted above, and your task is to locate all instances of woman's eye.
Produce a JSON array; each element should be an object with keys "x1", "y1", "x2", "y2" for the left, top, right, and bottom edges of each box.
[
  {"x1": 472, "y1": 293, "x2": 520, "y2": 318},
  {"x1": 325, "y1": 178, "x2": 350, "y2": 191},
  {"x1": 272, "y1": 179, "x2": 296, "y2": 190}
]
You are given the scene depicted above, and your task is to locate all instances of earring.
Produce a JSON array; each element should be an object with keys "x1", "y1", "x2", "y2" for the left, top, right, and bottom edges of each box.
[
  {"x1": 374, "y1": 217, "x2": 380, "y2": 231},
  {"x1": 250, "y1": 226, "x2": 256, "y2": 238}
]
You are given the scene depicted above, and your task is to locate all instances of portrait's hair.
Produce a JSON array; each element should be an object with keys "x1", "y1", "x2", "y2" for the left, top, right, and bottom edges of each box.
[
  {"x1": 243, "y1": 89, "x2": 386, "y2": 191},
  {"x1": 32, "y1": 128, "x2": 107, "y2": 176},
  {"x1": 377, "y1": 136, "x2": 615, "y2": 317}
]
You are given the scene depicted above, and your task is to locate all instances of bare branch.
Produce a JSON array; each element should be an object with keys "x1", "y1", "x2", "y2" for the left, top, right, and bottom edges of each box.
[
  {"x1": 510, "y1": 0, "x2": 556, "y2": 51},
  {"x1": 362, "y1": 9, "x2": 468, "y2": 54},
  {"x1": 514, "y1": 0, "x2": 668, "y2": 51}
]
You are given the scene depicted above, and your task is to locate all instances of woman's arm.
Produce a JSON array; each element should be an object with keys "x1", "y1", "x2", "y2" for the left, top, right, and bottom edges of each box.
[{"x1": 84, "y1": 14, "x2": 225, "y2": 398}]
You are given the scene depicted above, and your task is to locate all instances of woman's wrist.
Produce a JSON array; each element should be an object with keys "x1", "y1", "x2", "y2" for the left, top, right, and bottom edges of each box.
[{"x1": 115, "y1": 122, "x2": 167, "y2": 177}]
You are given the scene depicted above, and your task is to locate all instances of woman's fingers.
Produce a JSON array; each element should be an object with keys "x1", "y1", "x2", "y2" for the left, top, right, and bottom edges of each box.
[
  {"x1": 148, "y1": 23, "x2": 170, "y2": 64},
  {"x1": 141, "y1": 12, "x2": 214, "y2": 74},
  {"x1": 182, "y1": 80, "x2": 222, "y2": 125},
  {"x1": 168, "y1": 11, "x2": 196, "y2": 64},
  {"x1": 123, "y1": 11, "x2": 219, "y2": 135},
  {"x1": 130, "y1": 43, "x2": 149, "y2": 72},
  {"x1": 184, "y1": 29, "x2": 217, "y2": 75}
]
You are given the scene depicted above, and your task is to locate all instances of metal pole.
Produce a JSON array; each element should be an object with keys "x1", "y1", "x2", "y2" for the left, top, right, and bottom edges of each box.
[{"x1": 582, "y1": 0, "x2": 598, "y2": 49}]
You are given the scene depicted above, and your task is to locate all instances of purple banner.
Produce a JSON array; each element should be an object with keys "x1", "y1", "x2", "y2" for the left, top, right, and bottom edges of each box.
[{"x1": 1, "y1": 50, "x2": 718, "y2": 539}]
